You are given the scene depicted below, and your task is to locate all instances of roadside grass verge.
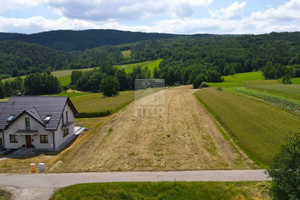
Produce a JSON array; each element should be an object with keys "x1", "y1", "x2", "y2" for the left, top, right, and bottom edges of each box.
[
  {"x1": 234, "y1": 87, "x2": 300, "y2": 113},
  {"x1": 0, "y1": 189, "x2": 11, "y2": 200},
  {"x1": 50, "y1": 181, "x2": 270, "y2": 200},
  {"x1": 195, "y1": 87, "x2": 300, "y2": 166}
]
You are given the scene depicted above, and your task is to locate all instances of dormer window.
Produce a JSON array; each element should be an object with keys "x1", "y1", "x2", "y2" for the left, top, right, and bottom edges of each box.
[
  {"x1": 7, "y1": 115, "x2": 14, "y2": 122},
  {"x1": 44, "y1": 115, "x2": 51, "y2": 124}
]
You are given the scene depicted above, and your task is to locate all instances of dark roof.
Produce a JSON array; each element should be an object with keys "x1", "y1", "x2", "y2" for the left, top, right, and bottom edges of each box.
[
  {"x1": 0, "y1": 96, "x2": 78, "y2": 131},
  {"x1": 0, "y1": 102, "x2": 7, "y2": 114}
]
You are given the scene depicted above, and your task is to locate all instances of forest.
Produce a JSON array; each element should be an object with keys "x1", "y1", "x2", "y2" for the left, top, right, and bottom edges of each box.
[{"x1": 0, "y1": 31, "x2": 300, "y2": 96}]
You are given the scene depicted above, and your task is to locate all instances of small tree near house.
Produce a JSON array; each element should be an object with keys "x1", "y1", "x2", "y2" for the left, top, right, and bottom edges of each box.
[{"x1": 267, "y1": 133, "x2": 300, "y2": 200}]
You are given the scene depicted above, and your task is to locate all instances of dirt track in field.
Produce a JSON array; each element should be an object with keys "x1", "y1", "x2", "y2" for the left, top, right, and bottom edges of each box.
[{"x1": 51, "y1": 85, "x2": 254, "y2": 172}]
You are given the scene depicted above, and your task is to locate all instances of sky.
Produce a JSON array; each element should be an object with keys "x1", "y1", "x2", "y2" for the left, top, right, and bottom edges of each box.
[{"x1": 0, "y1": 0, "x2": 299, "y2": 34}]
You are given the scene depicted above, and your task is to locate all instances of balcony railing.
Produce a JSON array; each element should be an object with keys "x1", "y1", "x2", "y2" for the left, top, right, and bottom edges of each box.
[{"x1": 61, "y1": 121, "x2": 74, "y2": 129}]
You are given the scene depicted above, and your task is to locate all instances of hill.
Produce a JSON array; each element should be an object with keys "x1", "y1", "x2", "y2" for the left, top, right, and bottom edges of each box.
[
  {"x1": 0, "y1": 29, "x2": 179, "y2": 51},
  {"x1": 0, "y1": 40, "x2": 73, "y2": 77}
]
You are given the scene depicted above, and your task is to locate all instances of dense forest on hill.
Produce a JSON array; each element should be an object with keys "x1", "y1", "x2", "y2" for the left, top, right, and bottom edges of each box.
[
  {"x1": 0, "y1": 40, "x2": 72, "y2": 77},
  {"x1": 0, "y1": 29, "x2": 178, "y2": 51},
  {"x1": 0, "y1": 30, "x2": 300, "y2": 88}
]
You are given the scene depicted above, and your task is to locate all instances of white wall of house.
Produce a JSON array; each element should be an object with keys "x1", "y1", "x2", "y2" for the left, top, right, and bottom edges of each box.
[
  {"x1": 3, "y1": 103, "x2": 76, "y2": 150},
  {"x1": 3, "y1": 113, "x2": 54, "y2": 149},
  {"x1": 54, "y1": 104, "x2": 75, "y2": 150}
]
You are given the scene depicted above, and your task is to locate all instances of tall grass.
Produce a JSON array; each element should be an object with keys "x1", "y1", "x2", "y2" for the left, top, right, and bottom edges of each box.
[
  {"x1": 235, "y1": 87, "x2": 300, "y2": 112},
  {"x1": 50, "y1": 182, "x2": 270, "y2": 200}
]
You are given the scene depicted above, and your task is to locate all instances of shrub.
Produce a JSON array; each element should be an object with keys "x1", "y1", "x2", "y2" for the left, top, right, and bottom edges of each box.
[
  {"x1": 78, "y1": 110, "x2": 112, "y2": 118},
  {"x1": 201, "y1": 82, "x2": 209, "y2": 88}
]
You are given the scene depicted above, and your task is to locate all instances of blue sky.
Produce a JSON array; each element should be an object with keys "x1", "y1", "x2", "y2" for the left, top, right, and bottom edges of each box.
[{"x1": 0, "y1": 0, "x2": 299, "y2": 34}]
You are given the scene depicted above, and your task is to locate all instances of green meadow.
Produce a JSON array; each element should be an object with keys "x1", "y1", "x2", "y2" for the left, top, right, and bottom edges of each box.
[
  {"x1": 115, "y1": 59, "x2": 162, "y2": 76},
  {"x1": 195, "y1": 87, "x2": 300, "y2": 166}
]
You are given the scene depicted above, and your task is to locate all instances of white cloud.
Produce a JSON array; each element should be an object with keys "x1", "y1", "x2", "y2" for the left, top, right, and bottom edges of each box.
[
  {"x1": 250, "y1": 0, "x2": 300, "y2": 21},
  {"x1": 0, "y1": 16, "x2": 99, "y2": 33},
  {"x1": 44, "y1": 0, "x2": 214, "y2": 21},
  {"x1": 210, "y1": 2, "x2": 247, "y2": 20},
  {"x1": 0, "y1": 0, "x2": 44, "y2": 12},
  {"x1": 0, "y1": 0, "x2": 300, "y2": 35}
]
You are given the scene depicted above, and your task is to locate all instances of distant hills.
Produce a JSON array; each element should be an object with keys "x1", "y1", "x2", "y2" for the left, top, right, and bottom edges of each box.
[{"x1": 0, "y1": 29, "x2": 180, "y2": 51}]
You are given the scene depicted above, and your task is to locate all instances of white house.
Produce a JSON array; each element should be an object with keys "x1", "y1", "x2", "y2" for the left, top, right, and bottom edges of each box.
[{"x1": 0, "y1": 96, "x2": 78, "y2": 151}]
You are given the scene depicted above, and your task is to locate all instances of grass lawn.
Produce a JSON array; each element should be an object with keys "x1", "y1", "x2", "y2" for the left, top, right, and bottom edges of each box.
[
  {"x1": 50, "y1": 181, "x2": 270, "y2": 200},
  {"x1": 195, "y1": 87, "x2": 300, "y2": 166},
  {"x1": 0, "y1": 189, "x2": 11, "y2": 200}
]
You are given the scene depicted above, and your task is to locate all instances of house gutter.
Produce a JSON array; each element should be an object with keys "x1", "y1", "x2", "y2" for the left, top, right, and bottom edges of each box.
[
  {"x1": 1, "y1": 131, "x2": 5, "y2": 149},
  {"x1": 52, "y1": 131, "x2": 55, "y2": 150}
]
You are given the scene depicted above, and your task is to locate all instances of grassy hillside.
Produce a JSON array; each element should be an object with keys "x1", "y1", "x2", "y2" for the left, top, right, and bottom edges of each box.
[
  {"x1": 195, "y1": 88, "x2": 300, "y2": 166},
  {"x1": 0, "y1": 40, "x2": 72, "y2": 76},
  {"x1": 50, "y1": 182, "x2": 270, "y2": 200}
]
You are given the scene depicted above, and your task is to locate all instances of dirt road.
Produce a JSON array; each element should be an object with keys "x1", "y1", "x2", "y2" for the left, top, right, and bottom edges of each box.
[{"x1": 51, "y1": 85, "x2": 254, "y2": 172}]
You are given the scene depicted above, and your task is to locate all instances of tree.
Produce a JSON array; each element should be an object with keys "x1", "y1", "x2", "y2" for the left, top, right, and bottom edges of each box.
[
  {"x1": 205, "y1": 70, "x2": 223, "y2": 82},
  {"x1": 267, "y1": 133, "x2": 300, "y2": 200},
  {"x1": 154, "y1": 67, "x2": 160, "y2": 79},
  {"x1": 100, "y1": 76, "x2": 120, "y2": 97},
  {"x1": 281, "y1": 66, "x2": 295, "y2": 84},
  {"x1": 115, "y1": 69, "x2": 129, "y2": 91},
  {"x1": 71, "y1": 70, "x2": 83, "y2": 86},
  {"x1": 193, "y1": 74, "x2": 205, "y2": 89},
  {"x1": 0, "y1": 82, "x2": 5, "y2": 98}
]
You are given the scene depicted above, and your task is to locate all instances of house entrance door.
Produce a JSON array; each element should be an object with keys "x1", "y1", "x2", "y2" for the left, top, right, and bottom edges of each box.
[
  {"x1": 0, "y1": 138, "x2": 3, "y2": 149},
  {"x1": 26, "y1": 135, "x2": 32, "y2": 148}
]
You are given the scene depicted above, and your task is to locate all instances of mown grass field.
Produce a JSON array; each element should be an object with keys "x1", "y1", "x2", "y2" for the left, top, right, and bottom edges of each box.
[
  {"x1": 195, "y1": 87, "x2": 300, "y2": 166},
  {"x1": 50, "y1": 182, "x2": 270, "y2": 200},
  {"x1": 121, "y1": 50, "x2": 131, "y2": 58},
  {"x1": 70, "y1": 91, "x2": 135, "y2": 113}
]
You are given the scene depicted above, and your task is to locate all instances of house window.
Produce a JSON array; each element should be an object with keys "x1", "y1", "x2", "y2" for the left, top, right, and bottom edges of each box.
[
  {"x1": 7, "y1": 115, "x2": 14, "y2": 122},
  {"x1": 40, "y1": 135, "x2": 48, "y2": 143},
  {"x1": 25, "y1": 117, "x2": 30, "y2": 130},
  {"x1": 44, "y1": 115, "x2": 51, "y2": 124},
  {"x1": 63, "y1": 128, "x2": 69, "y2": 137},
  {"x1": 10, "y1": 135, "x2": 18, "y2": 143},
  {"x1": 66, "y1": 111, "x2": 68, "y2": 123}
]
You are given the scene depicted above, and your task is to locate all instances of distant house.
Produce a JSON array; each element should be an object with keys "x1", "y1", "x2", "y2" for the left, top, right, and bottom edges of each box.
[{"x1": 0, "y1": 96, "x2": 78, "y2": 151}]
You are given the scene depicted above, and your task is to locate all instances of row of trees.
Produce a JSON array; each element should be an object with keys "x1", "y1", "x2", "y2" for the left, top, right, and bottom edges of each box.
[
  {"x1": 0, "y1": 72, "x2": 61, "y2": 98},
  {"x1": 262, "y1": 61, "x2": 300, "y2": 83},
  {"x1": 71, "y1": 65, "x2": 152, "y2": 96}
]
